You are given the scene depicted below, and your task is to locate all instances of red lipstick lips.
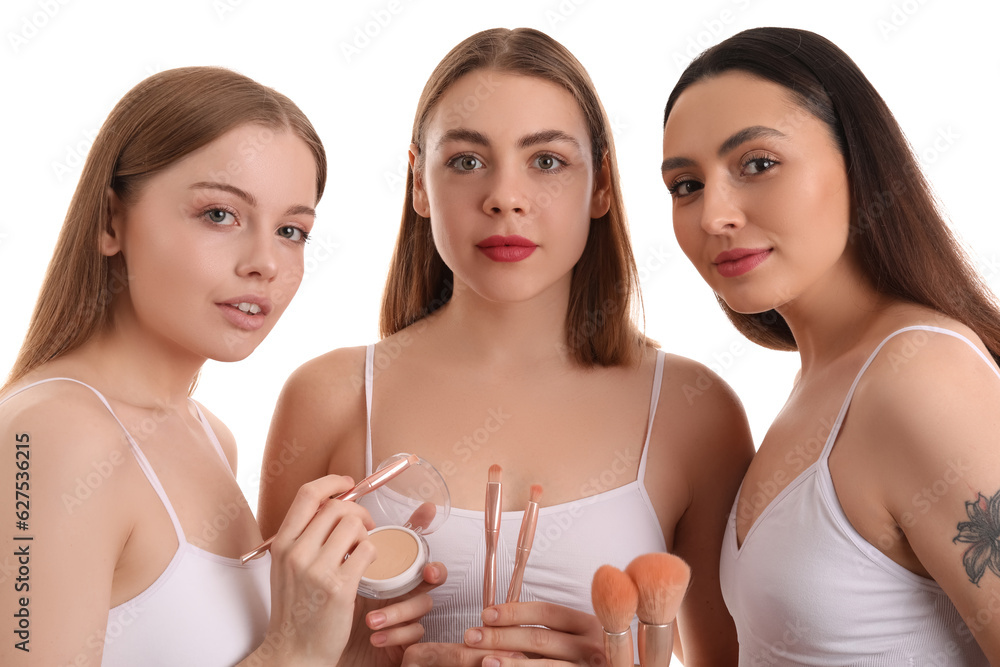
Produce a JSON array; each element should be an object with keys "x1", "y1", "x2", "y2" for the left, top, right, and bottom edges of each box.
[
  {"x1": 713, "y1": 248, "x2": 771, "y2": 278},
  {"x1": 476, "y1": 235, "x2": 537, "y2": 263}
]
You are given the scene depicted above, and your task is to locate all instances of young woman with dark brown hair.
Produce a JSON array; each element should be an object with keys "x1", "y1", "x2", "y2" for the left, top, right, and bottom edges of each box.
[
  {"x1": 260, "y1": 27, "x2": 753, "y2": 666},
  {"x1": 662, "y1": 27, "x2": 999, "y2": 664},
  {"x1": 0, "y1": 67, "x2": 430, "y2": 666}
]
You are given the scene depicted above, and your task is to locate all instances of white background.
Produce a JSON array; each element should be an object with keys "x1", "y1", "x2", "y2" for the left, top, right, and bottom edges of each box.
[{"x1": 2, "y1": 0, "x2": 997, "y2": 515}]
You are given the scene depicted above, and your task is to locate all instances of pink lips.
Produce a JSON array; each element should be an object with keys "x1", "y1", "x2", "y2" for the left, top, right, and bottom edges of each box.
[
  {"x1": 713, "y1": 248, "x2": 772, "y2": 278},
  {"x1": 216, "y1": 295, "x2": 272, "y2": 332},
  {"x1": 476, "y1": 235, "x2": 538, "y2": 263}
]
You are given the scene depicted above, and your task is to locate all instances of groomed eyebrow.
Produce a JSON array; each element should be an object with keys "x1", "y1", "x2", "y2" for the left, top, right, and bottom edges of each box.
[
  {"x1": 190, "y1": 181, "x2": 316, "y2": 218},
  {"x1": 517, "y1": 130, "x2": 581, "y2": 151},
  {"x1": 435, "y1": 128, "x2": 582, "y2": 152},
  {"x1": 436, "y1": 129, "x2": 490, "y2": 150},
  {"x1": 661, "y1": 125, "x2": 787, "y2": 172}
]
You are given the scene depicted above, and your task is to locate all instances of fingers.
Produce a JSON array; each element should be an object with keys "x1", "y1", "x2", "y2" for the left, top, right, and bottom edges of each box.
[
  {"x1": 369, "y1": 620, "x2": 425, "y2": 649},
  {"x1": 270, "y1": 474, "x2": 360, "y2": 546},
  {"x1": 401, "y1": 642, "x2": 522, "y2": 667},
  {"x1": 367, "y1": 592, "x2": 433, "y2": 632},
  {"x1": 482, "y1": 602, "x2": 597, "y2": 635},
  {"x1": 465, "y1": 625, "x2": 583, "y2": 662}
]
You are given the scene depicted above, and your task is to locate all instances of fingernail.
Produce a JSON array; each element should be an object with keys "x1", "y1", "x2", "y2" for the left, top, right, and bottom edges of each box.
[
  {"x1": 465, "y1": 628, "x2": 483, "y2": 645},
  {"x1": 370, "y1": 632, "x2": 386, "y2": 646},
  {"x1": 367, "y1": 612, "x2": 386, "y2": 628},
  {"x1": 483, "y1": 658, "x2": 501, "y2": 667},
  {"x1": 482, "y1": 607, "x2": 499, "y2": 623}
]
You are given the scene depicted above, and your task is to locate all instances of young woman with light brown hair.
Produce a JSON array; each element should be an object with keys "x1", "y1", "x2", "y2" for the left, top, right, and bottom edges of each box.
[
  {"x1": 259, "y1": 28, "x2": 753, "y2": 665},
  {"x1": 0, "y1": 66, "x2": 431, "y2": 666}
]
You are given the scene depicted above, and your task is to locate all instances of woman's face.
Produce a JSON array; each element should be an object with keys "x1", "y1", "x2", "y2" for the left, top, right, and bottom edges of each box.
[
  {"x1": 662, "y1": 72, "x2": 853, "y2": 315},
  {"x1": 104, "y1": 123, "x2": 317, "y2": 362},
  {"x1": 412, "y1": 70, "x2": 610, "y2": 306}
]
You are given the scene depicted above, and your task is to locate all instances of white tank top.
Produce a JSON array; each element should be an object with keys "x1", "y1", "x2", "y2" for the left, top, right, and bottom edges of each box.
[
  {"x1": 720, "y1": 326, "x2": 992, "y2": 665},
  {"x1": 360, "y1": 345, "x2": 668, "y2": 644},
  {"x1": 1, "y1": 378, "x2": 271, "y2": 666}
]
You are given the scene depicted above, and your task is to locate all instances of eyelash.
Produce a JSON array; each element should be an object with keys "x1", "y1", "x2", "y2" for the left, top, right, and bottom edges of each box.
[
  {"x1": 199, "y1": 206, "x2": 310, "y2": 245},
  {"x1": 665, "y1": 152, "x2": 781, "y2": 198},
  {"x1": 444, "y1": 152, "x2": 570, "y2": 174}
]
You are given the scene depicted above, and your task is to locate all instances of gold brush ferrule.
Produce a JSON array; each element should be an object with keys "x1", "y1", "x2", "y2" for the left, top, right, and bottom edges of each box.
[
  {"x1": 603, "y1": 628, "x2": 635, "y2": 667},
  {"x1": 637, "y1": 621, "x2": 674, "y2": 667}
]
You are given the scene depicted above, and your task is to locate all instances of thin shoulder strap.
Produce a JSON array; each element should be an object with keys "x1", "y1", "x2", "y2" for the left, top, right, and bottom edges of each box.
[
  {"x1": 189, "y1": 401, "x2": 231, "y2": 468},
  {"x1": 365, "y1": 344, "x2": 375, "y2": 476},
  {"x1": 820, "y1": 325, "x2": 1000, "y2": 460},
  {"x1": 2, "y1": 377, "x2": 187, "y2": 542},
  {"x1": 637, "y1": 350, "x2": 666, "y2": 481}
]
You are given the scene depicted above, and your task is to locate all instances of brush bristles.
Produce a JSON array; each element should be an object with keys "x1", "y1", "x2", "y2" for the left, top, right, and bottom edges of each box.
[
  {"x1": 592, "y1": 565, "x2": 638, "y2": 634},
  {"x1": 529, "y1": 484, "x2": 543, "y2": 503},
  {"x1": 489, "y1": 464, "x2": 502, "y2": 483},
  {"x1": 626, "y1": 552, "x2": 691, "y2": 626}
]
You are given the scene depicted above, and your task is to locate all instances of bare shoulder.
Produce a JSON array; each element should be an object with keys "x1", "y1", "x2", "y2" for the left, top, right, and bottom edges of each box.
[
  {"x1": 858, "y1": 321, "x2": 1000, "y2": 450},
  {"x1": 657, "y1": 351, "x2": 754, "y2": 465},
  {"x1": 0, "y1": 378, "x2": 135, "y2": 530}
]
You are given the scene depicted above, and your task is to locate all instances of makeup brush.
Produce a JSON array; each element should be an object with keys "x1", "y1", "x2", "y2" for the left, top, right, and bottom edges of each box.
[
  {"x1": 240, "y1": 453, "x2": 420, "y2": 564},
  {"x1": 483, "y1": 464, "x2": 503, "y2": 609},
  {"x1": 591, "y1": 565, "x2": 638, "y2": 667},
  {"x1": 506, "y1": 484, "x2": 542, "y2": 603},
  {"x1": 625, "y1": 552, "x2": 691, "y2": 667}
]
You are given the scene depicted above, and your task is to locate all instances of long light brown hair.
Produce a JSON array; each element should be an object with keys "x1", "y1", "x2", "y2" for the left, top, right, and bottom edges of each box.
[
  {"x1": 664, "y1": 28, "x2": 1000, "y2": 363},
  {"x1": 4, "y1": 67, "x2": 327, "y2": 390},
  {"x1": 380, "y1": 27, "x2": 646, "y2": 366}
]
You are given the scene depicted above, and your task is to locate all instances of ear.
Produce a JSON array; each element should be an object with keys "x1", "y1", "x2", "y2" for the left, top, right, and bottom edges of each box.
[
  {"x1": 408, "y1": 143, "x2": 431, "y2": 218},
  {"x1": 589, "y1": 152, "x2": 612, "y2": 219},
  {"x1": 101, "y1": 188, "x2": 125, "y2": 256}
]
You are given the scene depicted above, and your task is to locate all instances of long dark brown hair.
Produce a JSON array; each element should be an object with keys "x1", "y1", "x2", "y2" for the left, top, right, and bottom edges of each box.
[
  {"x1": 663, "y1": 27, "x2": 1000, "y2": 363},
  {"x1": 381, "y1": 27, "x2": 646, "y2": 366},
  {"x1": 4, "y1": 66, "x2": 327, "y2": 391}
]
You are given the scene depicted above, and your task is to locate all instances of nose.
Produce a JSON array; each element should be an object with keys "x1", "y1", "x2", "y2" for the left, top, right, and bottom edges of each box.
[
  {"x1": 699, "y1": 179, "x2": 746, "y2": 234},
  {"x1": 482, "y1": 163, "x2": 528, "y2": 216},
  {"x1": 236, "y1": 227, "x2": 279, "y2": 281}
]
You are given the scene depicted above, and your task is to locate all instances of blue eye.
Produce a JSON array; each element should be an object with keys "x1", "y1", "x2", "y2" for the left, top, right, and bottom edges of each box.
[
  {"x1": 204, "y1": 209, "x2": 235, "y2": 225},
  {"x1": 278, "y1": 226, "x2": 309, "y2": 243}
]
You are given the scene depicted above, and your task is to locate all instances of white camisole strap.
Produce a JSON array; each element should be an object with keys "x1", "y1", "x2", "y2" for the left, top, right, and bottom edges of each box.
[
  {"x1": 637, "y1": 349, "x2": 665, "y2": 481},
  {"x1": 365, "y1": 344, "x2": 375, "y2": 475},
  {"x1": 1, "y1": 377, "x2": 220, "y2": 544},
  {"x1": 819, "y1": 325, "x2": 1000, "y2": 462}
]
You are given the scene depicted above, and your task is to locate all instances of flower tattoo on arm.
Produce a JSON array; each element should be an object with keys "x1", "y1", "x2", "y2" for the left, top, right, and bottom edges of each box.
[{"x1": 953, "y1": 490, "x2": 1000, "y2": 586}]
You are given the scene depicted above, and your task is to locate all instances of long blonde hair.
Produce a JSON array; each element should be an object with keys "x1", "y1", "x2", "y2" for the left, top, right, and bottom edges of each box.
[
  {"x1": 380, "y1": 28, "x2": 646, "y2": 366},
  {"x1": 4, "y1": 67, "x2": 326, "y2": 390}
]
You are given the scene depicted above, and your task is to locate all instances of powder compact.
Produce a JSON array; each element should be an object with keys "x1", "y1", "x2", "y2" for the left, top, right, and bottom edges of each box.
[{"x1": 357, "y1": 453, "x2": 450, "y2": 599}]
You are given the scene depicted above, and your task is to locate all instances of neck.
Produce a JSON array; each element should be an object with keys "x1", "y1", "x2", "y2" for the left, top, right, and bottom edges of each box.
[
  {"x1": 777, "y1": 258, "x2": 888, "y2": 376},
  {"x1": 76, "y1": 301, "x2": 205, "y2": 408},
  {"x1": 429, "y1": 277, "x2": 574, "y2": 371}
]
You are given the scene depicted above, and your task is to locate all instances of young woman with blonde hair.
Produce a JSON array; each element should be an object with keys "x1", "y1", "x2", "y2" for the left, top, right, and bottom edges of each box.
[
  {"x1": 0, "y1": 66, "x2": 430, "y2": 666},
  {"x1": 260, "y1": 28, "x2": 754, "y2": 665}
]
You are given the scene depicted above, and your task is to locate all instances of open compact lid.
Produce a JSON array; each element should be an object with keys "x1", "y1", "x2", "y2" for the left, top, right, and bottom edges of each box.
[{"x1": 371, "y1": 452, "x2": 451, "y2": 535}]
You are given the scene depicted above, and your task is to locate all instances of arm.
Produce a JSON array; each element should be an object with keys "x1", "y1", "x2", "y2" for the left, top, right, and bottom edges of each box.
[
  {"x1": 0, "y1": 385, "x2": 133, "y2": 665},
  {"x1": 650, "y1": 355, "x2": 754, "y2": 666},
  {"x1": 851, "y1": 330, "x2": 1000, "y2": 660},
  {"x1": 258, "y1": 348, "x2": 441, "y2": 665}
]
